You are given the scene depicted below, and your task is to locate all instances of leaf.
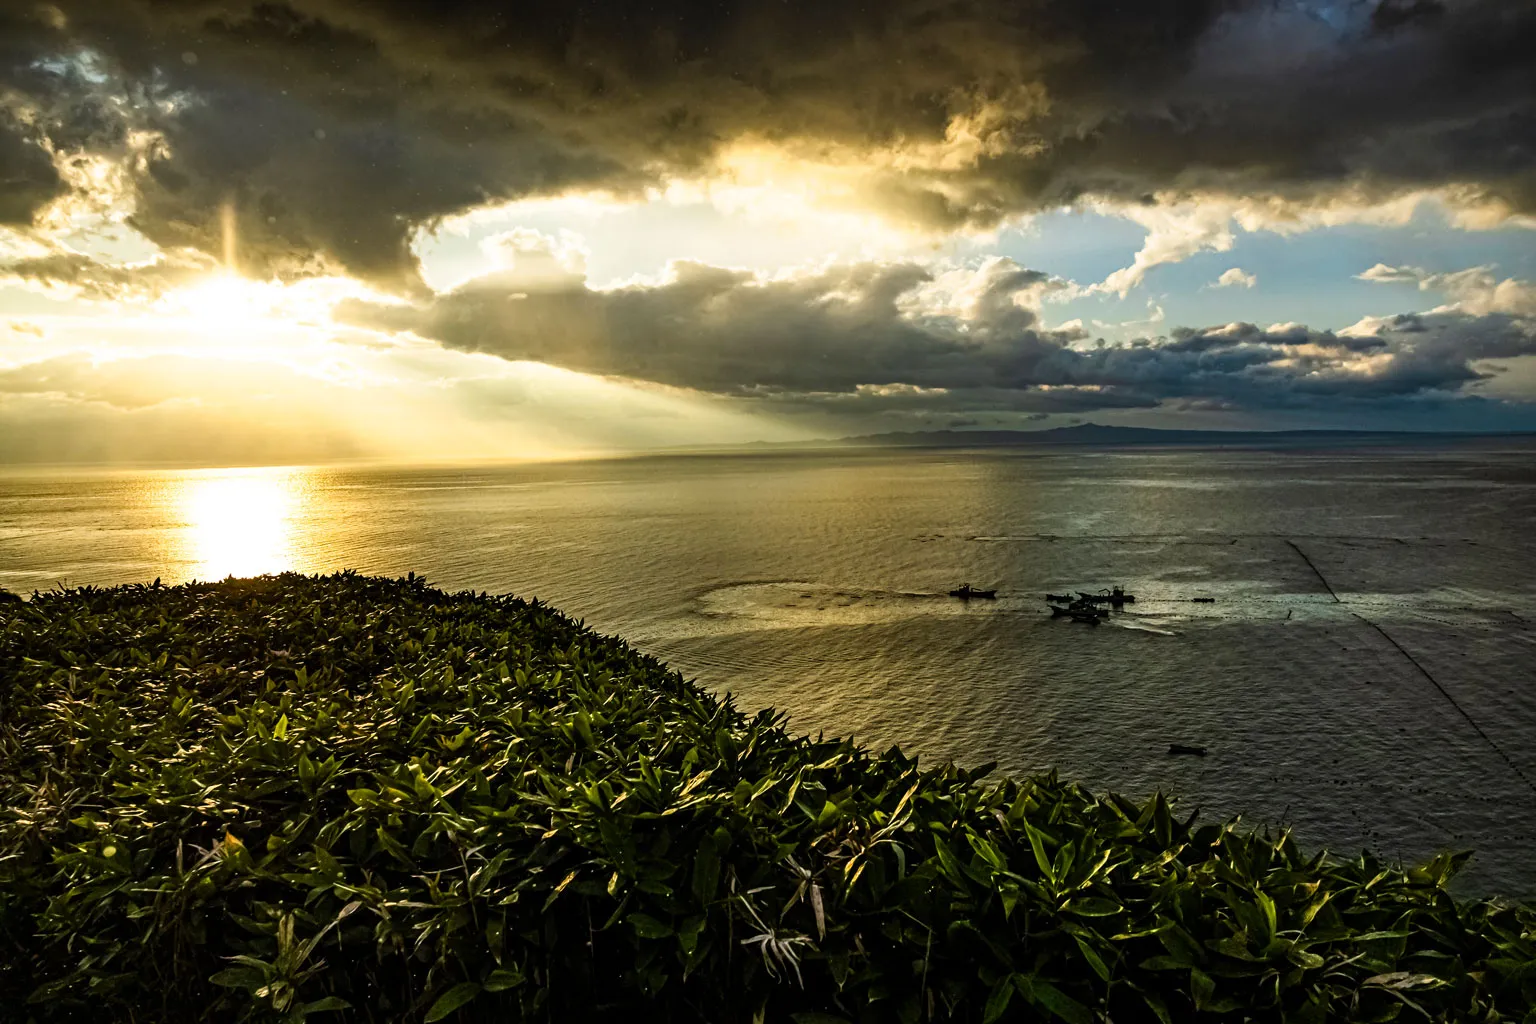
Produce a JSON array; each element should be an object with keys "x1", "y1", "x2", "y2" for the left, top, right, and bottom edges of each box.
[
  {"x1": 1287, "y1": 948, "x2": 1325, "y2": 970},
  {"x1": 1024, "y1": 821, "x2": 1056, "y2": 885},
  {"x1": 1255, "y1": 889, "x2": 1277, "y2": 943},
  {"x1": 1363, "y1": 972, "x2": 1446, "y2": 991},
  {"x1": 678, "y1": 768, "x2": 715, "y2": 799},
  {"x1": 678, "y1": 915, "x2": 707, "y2": 958},
  {"x1": 1016, "y1": 975, "x2": 1093, "y2": 1024},
  {"x1": 983, "y1": 976, "x2": 1015, "y2": 1024},
  {"x1": 1157, "y1": 923, "x2": 1205, "y2": 968},
  {"x1": 629, "y1": 913, "x2": 674, "y2": 939},
  {"x1": 1190, "y1": 968, "x2": 1216, "y2": 1011},
  {"x1": 1139, "y1": 988, "x2": 1174, "y2": 1024},
  {"x1": 297, "y1": 996, "x2": 352, "y2": 1016},
  {"x1": 1139, "y1": 956, "x2": 1189, "y2": 972},
  {"x1": 424, "y1": 982, "x2": 482, "y2": 1022},
  {"x1": 208, "y1": 967, "x2": 265, "y2": 989},
  {"x1": 542, "y1": 869, "x2": 578, "y2": 911},
  {"x1": 1063, "y1": 896, "x2": 1122, "y2": 917},
  {"x1": 1074, "y1": 935, "x2": 1112, "y2": 983},
  {"x1": 932, "y1": 836, "x2": 970, "y2": 889},
  {"x1": 483, "y1": 968, "x2": 524, "y2": 992},
  {"x1": 692, "y1": 837, "x2": 721, "y2": 904}
]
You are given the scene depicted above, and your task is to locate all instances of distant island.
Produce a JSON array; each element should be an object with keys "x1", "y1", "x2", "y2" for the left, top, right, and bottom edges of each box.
[{"x1": 737, "y1": 423, "x2": 1536, "y2": 452}]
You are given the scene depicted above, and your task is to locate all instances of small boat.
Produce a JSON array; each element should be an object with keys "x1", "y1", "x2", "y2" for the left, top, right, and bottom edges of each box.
[
  {"x1": 1051, "y1": 598, "x2": 1107, "y2": 623},
  {"x1": 1045, "y1": 593, "x2": 1075, "y2": 604},
  {"x1": 1079, "y1": 587, "x2": 1137, "y2": 606},
  {"x1": 1168, "y1": 743, "x2": 1208, "y2": 757},
  {"x1": 949, "y1": 584, "x2": 997, "y2": 600},
  {"x1": 1191, "y1": 597, "x2": 1216, "y2": 604}
]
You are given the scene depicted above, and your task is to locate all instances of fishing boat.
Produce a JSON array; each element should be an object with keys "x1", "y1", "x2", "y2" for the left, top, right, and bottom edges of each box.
[
  {"x1": 948, "y1": 584, "x2": 997, "y2": 600},
  {"x1": 1078, "y1": 586, "x2": 1136, "y2": 606},
  {"x1": 1046, "y1": 586, "x2": 1130, "y2": 623},
  {"x1": 1050, "y1": 598, "x2": 1107, "y2": 623}
]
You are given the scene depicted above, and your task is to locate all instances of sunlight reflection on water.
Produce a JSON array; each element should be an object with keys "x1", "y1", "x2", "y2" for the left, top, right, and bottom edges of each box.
[{"x1": 173, "y1": 468, "x2": 308, "y2": 580}]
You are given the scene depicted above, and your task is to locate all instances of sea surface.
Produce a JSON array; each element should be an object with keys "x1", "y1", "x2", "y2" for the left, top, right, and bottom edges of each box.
[{"x1": 3, "y1": 443, "x2": 1535, "y2": 896}]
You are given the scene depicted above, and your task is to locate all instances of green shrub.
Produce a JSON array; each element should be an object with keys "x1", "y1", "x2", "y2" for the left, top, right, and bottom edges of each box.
[{"x1": 0, "y1": 573, "x2": 1531, "y2": 1022}]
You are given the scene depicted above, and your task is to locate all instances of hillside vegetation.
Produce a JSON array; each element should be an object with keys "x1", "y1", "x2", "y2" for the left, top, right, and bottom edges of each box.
[{"x1": 1, "y1": 573, "x2": 1531, "y2": 1022}]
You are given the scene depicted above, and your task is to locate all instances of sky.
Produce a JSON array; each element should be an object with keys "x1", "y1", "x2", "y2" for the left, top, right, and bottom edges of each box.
[{"x1": 0, "y1": 0, "x2": 1534, "y2": 465}]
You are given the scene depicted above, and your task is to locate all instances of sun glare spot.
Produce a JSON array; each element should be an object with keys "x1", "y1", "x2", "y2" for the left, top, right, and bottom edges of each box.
[
  {"x1": 168, "y1": 274, "x2": 271, "y2": 329},
  {"x1": 176, "y1": 469, "x2": 303, "y2": 579}
]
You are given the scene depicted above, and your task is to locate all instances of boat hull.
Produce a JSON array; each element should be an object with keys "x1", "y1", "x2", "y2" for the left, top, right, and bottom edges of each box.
[{"x1": 949, "y1": 588, "x2": 997, "y2": 599}]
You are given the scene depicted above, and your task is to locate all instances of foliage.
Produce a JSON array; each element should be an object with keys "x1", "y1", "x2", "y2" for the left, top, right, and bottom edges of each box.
[{"x1": 0, "y1": 572, "x2": 1531, "y2": 1023}]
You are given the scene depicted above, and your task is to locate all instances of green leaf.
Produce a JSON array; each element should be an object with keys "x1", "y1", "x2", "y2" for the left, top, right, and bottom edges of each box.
[
  {"x1": 629, "y1": 913, "x2": 674, "y2": 939},
  {"x1": 1024, "y1": 821, "x2": 1056, "y2": 885},
  {"x1": 1287, "y1": 948, "x2": 1325, "y2": 970},
  {"x1": 1362, "y1": 972, "x2": 1447, "y2": 991},
  {"x1": 1074, "y1": 935, "x2": 1112, "y2": 983},
  {"x1": 1016, "y1": 975, "x2": 1093, "y2": 1024},
  {"x1": 1139, "y1": 988, "x2": 1174, "y2": 1024},
  {"x1": 542, "y1": 869, "x2": 578, "y2": 911},
  {"x1": 1063, "y1": 896, "x2": 1122, "y2": 917},
  {"x1": 424, "y1": 982, "x2": 482, "y2": 1022},
  {"x1": 1158, "y1": 924, "x2": 1205, "y2": 967},
  {"x1": 932, "y1": 836, "x2": 970, "y2": 889},
  {"x1": 483, "y1": 968, "x2": 524, "y2": 992},
  {"x1": 692, "y1": 837, "x2": 721, "y2": 904},
  {"x1": 678, "y1": 915, "x2": 707, "y2": 957},
  {"x1": 983, "y1": 976, "x2": 1015, "y2": 1024},
  {"x1": 1190, "y1": 968, "x2": 1216, "y2": 1011},
  {"x1": 1140, "y1": 956, "x2": 1190, "y2": 972},
  {"x1": 1255, "y1": 890, "x2": 1277, "y2": 943},
  {"x1": 298, "y1": 996, "x2": 352, "y2": 1016},
  {"x1": 208, "y1": 967, "x2": 264, "y2": 990}
]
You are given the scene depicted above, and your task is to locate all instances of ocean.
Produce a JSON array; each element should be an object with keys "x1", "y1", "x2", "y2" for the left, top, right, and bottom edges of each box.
[{"x1": 3, "y1": 442, "x2": 1534, "y2": 896}]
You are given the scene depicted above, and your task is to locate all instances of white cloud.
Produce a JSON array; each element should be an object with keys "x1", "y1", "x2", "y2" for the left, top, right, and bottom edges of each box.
[
  {"x1": 1213, "y1": 267, "x2": 1257, "y2": 289},
  {"x1": 1090, "y1": 189, "x2": 1529, "y2": 298},
  {"x1": 1358, "y1": 264, "x2": 1536, "y2": 317},
  {"x1": 1091, "y1": 198, "x2": 1237, "y2": 295}
]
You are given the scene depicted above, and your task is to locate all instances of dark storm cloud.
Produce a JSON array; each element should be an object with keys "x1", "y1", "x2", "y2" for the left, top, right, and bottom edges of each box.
[
  {"x1": 0, "y1": 0, "x2": 1532, "y2": 287},
  {"x1": 0, "y1": 9, "x2": 66, "y2": 224},
  {"x1": 340, "y1": 254, "x2": 1094, "y2": 395},
  {"x1": 1059, "y1": 314, "x2": 1536, "y2": 408},
  {"x1": 0, "y1": 249, "x2": 213, "y2": 301},
  {"x1": 0, "y1": 118, "x2": 64, "y2": 225},
  {"x1": 340, "y1": 247, "x2": 1536, "y2": 416}
]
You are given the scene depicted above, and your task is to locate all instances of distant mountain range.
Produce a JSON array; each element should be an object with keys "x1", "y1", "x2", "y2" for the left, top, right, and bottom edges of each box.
[{"x1": 746, "y1": 423, "x2": 1536, "y2": 450}]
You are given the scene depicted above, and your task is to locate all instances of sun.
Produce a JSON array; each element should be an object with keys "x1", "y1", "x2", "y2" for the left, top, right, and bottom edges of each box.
[{"x1": 166, "y1": 272, "x2": 275, "y2": 329}]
